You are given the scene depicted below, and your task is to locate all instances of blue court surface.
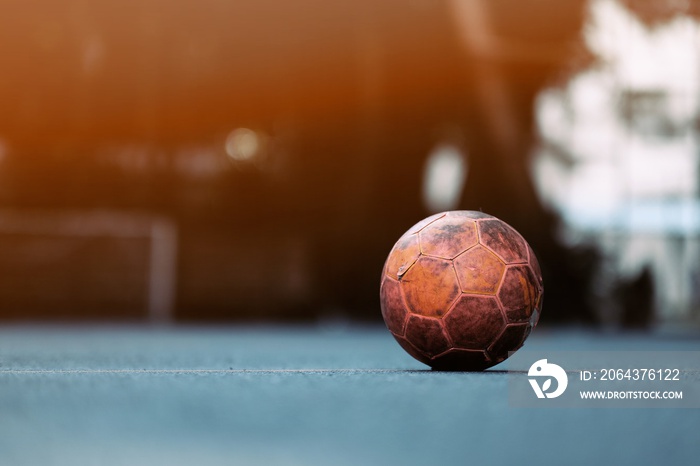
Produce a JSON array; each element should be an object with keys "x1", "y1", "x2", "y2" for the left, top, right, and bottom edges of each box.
[{"x1": 1, "y1": 324, "x2": 699, "y2": 466}]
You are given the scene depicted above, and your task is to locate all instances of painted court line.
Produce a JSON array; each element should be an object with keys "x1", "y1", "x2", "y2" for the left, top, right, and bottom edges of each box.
[{"x1": 0, "y1": 368, "x2": 416, "y2": 375}]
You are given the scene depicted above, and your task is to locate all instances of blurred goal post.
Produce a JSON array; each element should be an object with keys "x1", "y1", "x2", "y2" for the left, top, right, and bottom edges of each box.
[{"x1": 0, "y1": 210, "x2": 177, "y2": 323}]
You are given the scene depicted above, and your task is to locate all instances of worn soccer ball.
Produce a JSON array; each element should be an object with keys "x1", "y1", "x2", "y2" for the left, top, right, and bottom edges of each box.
[{"x1": 380, "y1": 211, "x2": 543, "y2": 371}]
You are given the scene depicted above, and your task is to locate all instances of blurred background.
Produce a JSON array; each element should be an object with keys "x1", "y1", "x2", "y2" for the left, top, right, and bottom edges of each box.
[{"x1": 0, "y1": 0, "x2": 698, "y2": 328}]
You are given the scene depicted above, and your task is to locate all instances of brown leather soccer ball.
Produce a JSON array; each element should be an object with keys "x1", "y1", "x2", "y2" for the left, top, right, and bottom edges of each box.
[{"x1": 380, "y1": 211, "x2": 543, "y2": 371}]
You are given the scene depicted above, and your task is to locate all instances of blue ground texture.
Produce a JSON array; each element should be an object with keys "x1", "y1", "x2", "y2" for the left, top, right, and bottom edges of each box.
[{"x1": 0, "y1": 324, "x2": 699, "y2": 466}]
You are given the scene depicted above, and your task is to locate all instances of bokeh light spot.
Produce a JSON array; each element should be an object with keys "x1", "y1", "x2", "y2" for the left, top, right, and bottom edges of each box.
[{"x1": 225, "y1": 128, "x2": 262, "y2": 162}]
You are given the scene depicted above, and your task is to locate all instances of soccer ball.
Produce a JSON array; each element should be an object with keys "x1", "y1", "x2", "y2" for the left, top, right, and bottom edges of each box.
[{"x1": 380, "y1": 211, "x2": 543, "y2": 371}]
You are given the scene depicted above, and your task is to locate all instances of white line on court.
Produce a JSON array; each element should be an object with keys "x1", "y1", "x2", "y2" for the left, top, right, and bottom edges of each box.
[{"x1": 0, "y1": 368, "x2": 415, "y2": 374}]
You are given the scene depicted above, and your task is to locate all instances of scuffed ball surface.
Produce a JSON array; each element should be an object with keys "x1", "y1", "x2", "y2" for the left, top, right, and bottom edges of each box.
[{"x1": 380, "y1": 211, "x2": 543, "y2": 371}]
